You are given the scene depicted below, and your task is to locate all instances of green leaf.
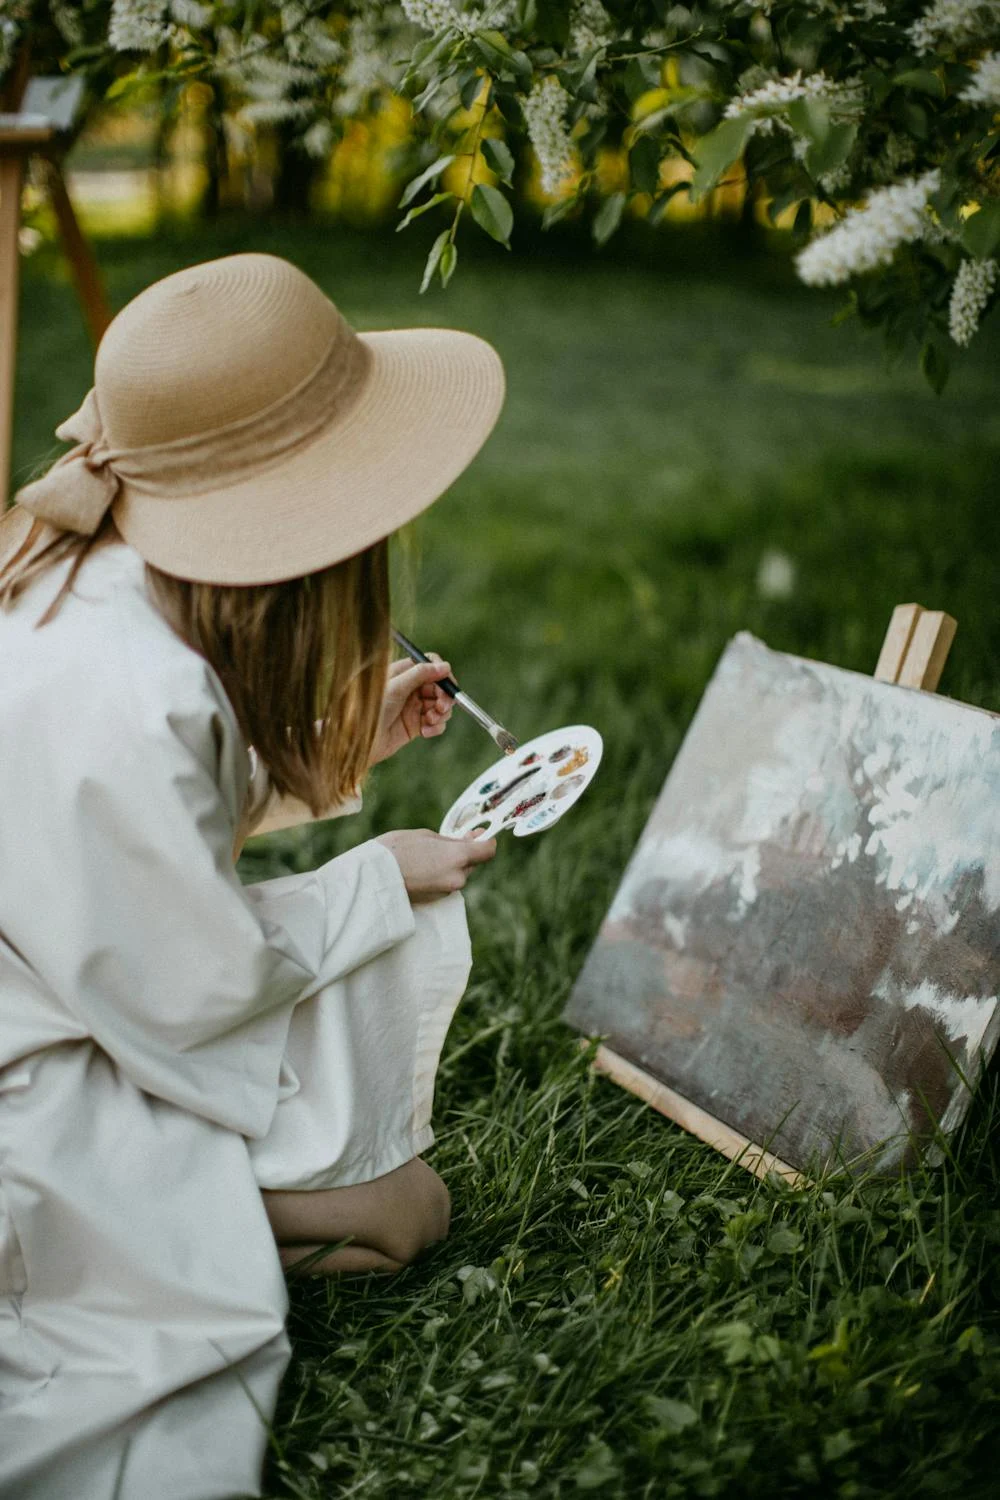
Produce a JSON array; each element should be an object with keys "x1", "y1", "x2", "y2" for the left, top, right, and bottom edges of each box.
[
  {"x1": 892, "y1": 68, "x2": 945, "y2": 99},
  {"x1": 396, "y1": 192, "x2": 455, "y2": 232},
  {"x1": 473, "y1": 30, "x2": 531, "y2": 80},
  {"x1": 558, "y1": 47, "x2": 602, "y2": 104},
  {"x1": 644, "y1": 1395, "x2": 698, "y2": 1434},
  {"x1": 625, "y1": 55, "x2": 662, "y2": 103},
  {"x1": 419, "y1": 230, "x2": 450, "y2": 294},
  {"x1": 592, "y1": 191, "x2": 626, "y2": 246},
  {"x1": 629, "y1": 135, "x2": 661, "y2": 196},
  {"x1": 470, "y1": 184, "x2": 513, "y2": 246},
  {"x1": 459, "y1": 67, "x2": 485, "y2": 111},
  {"x1": 690, "y1": 117, "x2": 751, "y2": 201},
  {"x1": 822, "y1": 1430, "x2": 856, "y2": 1463},
  {"x1": 960, "y1": 201, "x2": 1000, "y2": 259},
  {"x1": 399, "y1": 155, "x2": 455, "y2": 208},
  {"x1": 648, "y1": 180, "x2": 691, "y2": 225},
  {"x1": 920, "y1": 340, "x2": 950, "y2": 394},
  {"x1": 481, "y1": 137, "x2": 515, "y2": 186},
  {"x1": 806, "y1": 122, "x2": 857, "y2": 182},
  {"x1": 541, "y1": 192, "x2": 581, "y2": 228},
  {"x1": 574, "y1": 1439, "x2": 619, "y2": 1490},
  {"x1": 896, "y1": 99, "x2": 929, "y2": 139},
  {"x1": 711, "y1": 1320, "x2": 756, "y2": 1365},
  {"x1": 439, "y1": 241, "x2": 458, "y2": 287},
  {"x1": 787, "y1": 96, "x2": 832, "y2": 150},
  {"x1": 767, "y1": 1225, "x2": 803, "y2": 1255}
]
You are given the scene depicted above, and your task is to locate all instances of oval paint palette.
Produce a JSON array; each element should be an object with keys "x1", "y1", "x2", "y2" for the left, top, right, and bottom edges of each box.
[{"x1": 439, "y1": 725, "x2": 603, "y2": 841}]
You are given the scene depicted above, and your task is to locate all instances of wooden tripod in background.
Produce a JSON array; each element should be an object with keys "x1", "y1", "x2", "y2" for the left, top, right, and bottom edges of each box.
[{"x1": 1, "y1": 53, "x2": 111, "y2": 500}]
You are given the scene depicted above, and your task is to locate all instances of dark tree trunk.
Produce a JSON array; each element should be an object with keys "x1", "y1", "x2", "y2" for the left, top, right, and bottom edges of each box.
[{"x1": 271, "y1": 120, "x2": 321, "y2": 216}]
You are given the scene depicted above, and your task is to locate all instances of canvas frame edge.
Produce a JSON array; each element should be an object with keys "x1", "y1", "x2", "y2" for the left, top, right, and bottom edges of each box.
[{"x1": 590, "y1": 1042, "x2": 806, "y2": 1186}]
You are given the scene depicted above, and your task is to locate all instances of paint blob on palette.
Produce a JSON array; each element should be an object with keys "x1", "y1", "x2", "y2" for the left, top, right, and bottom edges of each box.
[{"x1": 439, "y1": 726, "x2": 603, "y2": 841}]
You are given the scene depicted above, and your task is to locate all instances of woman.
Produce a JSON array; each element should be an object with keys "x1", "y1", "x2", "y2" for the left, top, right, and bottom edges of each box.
[{"x1": 0, "y1": 252, "x2": 504, "y2": 1498}]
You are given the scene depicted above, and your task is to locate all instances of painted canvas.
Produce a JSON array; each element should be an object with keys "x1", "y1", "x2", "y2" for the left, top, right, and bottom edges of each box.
[{"x1": 564, "y1": 633, "x2": 1000, "y2": 1174}]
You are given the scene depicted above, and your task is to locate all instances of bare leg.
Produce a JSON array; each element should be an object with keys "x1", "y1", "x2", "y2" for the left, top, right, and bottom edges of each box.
[{"x1": 261, "y1": 1157, "x2": 450, "y2": 1278}]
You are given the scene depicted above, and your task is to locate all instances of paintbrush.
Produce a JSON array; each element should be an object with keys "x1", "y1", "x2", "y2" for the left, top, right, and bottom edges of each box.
[{"x1": 392, "y1": 628, "x2": 519, "y2": 756}]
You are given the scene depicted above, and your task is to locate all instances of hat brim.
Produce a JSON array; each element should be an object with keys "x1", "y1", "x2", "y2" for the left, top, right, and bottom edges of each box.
[{"x1": 110, "y1": 327, "x2": 505, "y2": 585}]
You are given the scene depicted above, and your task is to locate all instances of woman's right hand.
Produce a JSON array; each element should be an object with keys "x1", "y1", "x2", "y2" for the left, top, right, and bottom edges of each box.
[{"x1": 376, "y1": 828, "x2": 497, "y2": 903}]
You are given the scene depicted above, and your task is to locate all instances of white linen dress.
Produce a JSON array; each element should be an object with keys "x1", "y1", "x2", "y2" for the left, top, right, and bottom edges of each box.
[{"x1": 0, "y1": 539, "x2": 472, "y2": 1499}]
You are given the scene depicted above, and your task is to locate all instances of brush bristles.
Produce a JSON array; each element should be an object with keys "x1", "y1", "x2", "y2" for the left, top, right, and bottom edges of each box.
[{"x1": 496, "y1": 729, "x2": 519, "y2": 755}]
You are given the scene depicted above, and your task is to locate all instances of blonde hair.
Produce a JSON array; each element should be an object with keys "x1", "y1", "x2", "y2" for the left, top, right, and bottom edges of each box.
[{"x1": 0, "y1": 511, "x2": 390, "y2": 815}]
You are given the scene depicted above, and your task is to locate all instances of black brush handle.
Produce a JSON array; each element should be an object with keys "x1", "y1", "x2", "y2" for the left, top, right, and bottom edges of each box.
[{"x1": 392, "y1": 628, "x2": 460, "y2": 699}]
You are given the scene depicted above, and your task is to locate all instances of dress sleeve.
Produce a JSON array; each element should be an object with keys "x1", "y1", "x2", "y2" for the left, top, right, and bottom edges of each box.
[{"x1": 5, "y1": 630, "x2": 415, "y2": 1140}]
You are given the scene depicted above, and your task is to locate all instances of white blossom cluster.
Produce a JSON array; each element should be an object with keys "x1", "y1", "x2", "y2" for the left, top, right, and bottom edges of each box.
[
  {"x1": 108, "y1": 0, "x2": 211, "y2": 53},
  {"x1": 522, "y1": 75, "x2": 575, "y2": 194},
  {"x1": 233, "y1": 50, "x2": 321, "y2": 128},
  {"x1": 334, "y1": 12, "x2": 391, "y2": 117},
  {"x1": 108, "y1": 0, "x2": 169, "y2": 52},
  {"x1": 278, "y1": 3, "x2": 342, "y2": 67},
  {"x1": 170, "y1": 0, "x2": 210, "y2": 27},
  {"x1": 801, "y1": 0, "x2": 886, "y2": 26},
  {"x1": 795, "y1": 170, "x2": 941, "y2": 286},
  {"x1": 948, "y1": 257, "x2": 998, "y2": 344},
  {"x1": 724, "y1": 70, "x2": 865, "y2": 139},
  {"x1": 961, "y1": 49, "x2": 1000, "y2": 106},
  {"x1": 569, "y1": 0, "x2": 613, "y2": 55},
  {"x1": 401, "y1": 0, "x2": 516, "y2": 35},
  {"x1": 909, "y1": 1, "x2": 1000, "y2": 54}
]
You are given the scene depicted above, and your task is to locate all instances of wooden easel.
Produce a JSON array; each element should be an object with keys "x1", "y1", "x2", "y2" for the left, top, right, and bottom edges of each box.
[
  {"x1": 590, "y1": 604, "x2": 958, "y2": 1186},
  {"x1": 1, "y1": 58, "x2": 111, "y2": 500}
]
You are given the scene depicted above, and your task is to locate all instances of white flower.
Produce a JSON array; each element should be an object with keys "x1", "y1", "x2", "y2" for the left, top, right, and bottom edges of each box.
[
  {"x1": 570, "y1": 0, "x2": 613, "y2": 55},
  {"x1": 813, "y1": 0, "x2": 887, "y2": 27},
  {"x1": 909, "y1": 1, "x2": 1000, "y2": 54},
  {"x1": 302, "y1": 119, "x2": 335, "y2": 158},
  {"x1": 948, "y1": 257, "x2": 998, "y2": 344},
  {"x1": 961, "y1": 50, "x2": 1000, "y2": 106},
  {"x1": 334, "y1": 13, "x2": 391, "y2": 116},
  {"x1": 756, "y1": 550, "x2": 797, "y2": 600},
  {"x1": 401, "y1": 0, "x2": 459, "y2": 30},
  {"x1": 170, "y1": 0, "x2": 211, "y2": 27},
  {"x1": 401, "y1": 0, "x2": 517, "y2": 35},
  {"x1": 522, "y1": 75, "x2": 576, "y2": 193},
  {"x1": 795, "y1": 171, "x2": 941, "y2": 286},
  {"x1": 18, "y1": 225, "x2": 42, "y2": 256},
  {"x1": 724, "y1": 70, "x2": 865, "y2": 139},
  {"x1": 240, "y1": 98, "x2": 313, "y2": 127},
  {"x1": 108, "y1": 0, "x2": 170, "y2": 52}
]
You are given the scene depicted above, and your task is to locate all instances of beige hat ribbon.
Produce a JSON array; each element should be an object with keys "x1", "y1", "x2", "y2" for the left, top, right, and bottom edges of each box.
[
  {"x1": 14, "y1": 318, "x2": 372, "y2": 530},
  {"x1": 16, "y1": 390, "x2": 119, "y2": 536}
]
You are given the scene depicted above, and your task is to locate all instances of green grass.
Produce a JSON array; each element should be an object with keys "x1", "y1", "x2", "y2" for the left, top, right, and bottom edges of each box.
[{"x1": 14, "y1": 220, "x2": 1000, "y2": 1497}]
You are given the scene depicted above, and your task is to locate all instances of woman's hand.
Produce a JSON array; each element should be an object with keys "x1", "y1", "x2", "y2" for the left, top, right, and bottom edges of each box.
[
  {"x1": 369, "y1": 656, "x2": 454, "y2": 767},
  {"x1": 377, "y1": 828, "x2": 497, "y2": 903}
]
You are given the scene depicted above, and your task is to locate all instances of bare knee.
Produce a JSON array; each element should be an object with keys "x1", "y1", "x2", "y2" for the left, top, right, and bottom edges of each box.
[
  {"x1": 262, "y1": 1157, "x2": 450, "y2": 1269},
  {"x1": 372, "y1": 1158, "x2": 450, "y2": 1265}
]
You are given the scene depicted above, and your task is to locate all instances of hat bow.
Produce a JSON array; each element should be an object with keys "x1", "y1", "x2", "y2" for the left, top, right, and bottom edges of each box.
[{"x1": 16, "y1": 390, "x2": 120, "y2": 536}]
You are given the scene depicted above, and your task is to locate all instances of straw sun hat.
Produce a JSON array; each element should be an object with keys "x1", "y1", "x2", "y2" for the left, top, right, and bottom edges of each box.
[{"x1": 8, "y1": 252, "x2": 505, "y2": 585}]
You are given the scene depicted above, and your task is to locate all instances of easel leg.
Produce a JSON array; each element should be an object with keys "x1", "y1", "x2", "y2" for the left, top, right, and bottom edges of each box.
[
  {"x1": 0, "y1": 154, "x2": 24, "y2": 503},
  {"x1": 44, "y1": 161, "x2": 111, "y2": 347}
]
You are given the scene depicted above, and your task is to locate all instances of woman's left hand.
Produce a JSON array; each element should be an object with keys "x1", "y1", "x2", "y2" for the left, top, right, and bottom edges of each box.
[{"x1": 369, "y1": 655, "x2": 455, "y2": 766}]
